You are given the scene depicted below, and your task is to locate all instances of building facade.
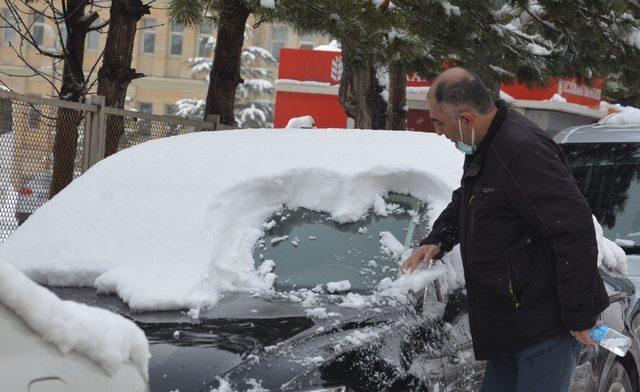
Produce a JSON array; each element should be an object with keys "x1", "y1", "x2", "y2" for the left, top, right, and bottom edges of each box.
[{"x1": 0, "y1": 1, "x2": 328, "y2": 115}]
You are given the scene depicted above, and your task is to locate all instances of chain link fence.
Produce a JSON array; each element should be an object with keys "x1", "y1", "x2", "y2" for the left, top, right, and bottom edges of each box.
[{"x1": 0, "y1": 90, "x2": 230, "y2": 241}]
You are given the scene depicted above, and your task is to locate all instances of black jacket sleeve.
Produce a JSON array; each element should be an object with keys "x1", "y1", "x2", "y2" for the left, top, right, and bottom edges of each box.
[
  {"x1": 419, "y1": 185, "x2": 462, "y2": 259},
  {"x1": 504, "y1": 137, "x2": 608, "y2": 331}
]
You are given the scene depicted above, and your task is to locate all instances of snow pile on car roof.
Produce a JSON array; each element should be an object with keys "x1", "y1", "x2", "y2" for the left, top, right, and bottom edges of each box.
[
  {"x1": 599, "y1": 102, "x2": 640, "y2": 125},
  {"x1": 0, "y1": 261, "x2": 149, "y2": 379},
  {"x1": 0, "y1": 130, "x2": 463, "y2": 311}
]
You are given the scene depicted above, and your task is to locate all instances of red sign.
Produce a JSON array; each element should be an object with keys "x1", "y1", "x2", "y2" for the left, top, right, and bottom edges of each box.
[{"x1": 275, "y1": 48, "x2": 604, "y2": 129}]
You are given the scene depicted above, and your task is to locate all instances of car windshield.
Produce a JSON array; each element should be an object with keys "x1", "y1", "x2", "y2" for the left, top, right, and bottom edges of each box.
[
  {"x1": 561, "y1": 142, "x2": 640, "y2": 247},
  {"x1": 253, "y1": 194, "x2": 424, "y2": 293}
]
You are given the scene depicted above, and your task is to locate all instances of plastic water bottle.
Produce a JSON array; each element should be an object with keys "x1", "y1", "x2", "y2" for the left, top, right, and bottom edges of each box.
[{"x1": 590, "y1": 325, "x2": 632, "y2": 357}]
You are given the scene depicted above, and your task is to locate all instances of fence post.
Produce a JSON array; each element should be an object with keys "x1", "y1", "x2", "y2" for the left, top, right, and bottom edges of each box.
[
  {"x1": 206, "y1": 114, "x2": 220, "y2": 130},
  {"x1": 82, "y1": 95, "x2": 107, "y2": 172}
]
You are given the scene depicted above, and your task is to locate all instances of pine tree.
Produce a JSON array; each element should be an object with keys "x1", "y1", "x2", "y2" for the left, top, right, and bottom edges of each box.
[
  {"x1": 170, "y1": 0, "x2": 274, "y2": 126},
  {"x1": 265, "y1": 0, "x2": 640, "y2": 129},
  {"x1": 175, "y1": 32, "x2": 276, "y2": 128}
]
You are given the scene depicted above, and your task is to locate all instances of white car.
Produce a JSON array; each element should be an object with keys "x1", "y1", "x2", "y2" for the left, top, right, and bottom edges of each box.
[{"x1": 0, "y1": 262, "x2": 150, "y2": 391}]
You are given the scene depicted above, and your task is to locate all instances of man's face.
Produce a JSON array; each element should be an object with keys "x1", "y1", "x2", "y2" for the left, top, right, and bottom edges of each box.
[{"x1": 427, "y1": 96, "x2": 460, "y2": 143}]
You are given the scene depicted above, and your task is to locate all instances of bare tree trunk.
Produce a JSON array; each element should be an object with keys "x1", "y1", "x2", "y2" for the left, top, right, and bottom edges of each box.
[
  {"x1": 99, "y1": 0, "x2": 150, "y2": 157},
  {"x1": 50, "y1": 0, "x2": 95, "y2": 198},
  {"x1": 338, "y1": 46, "x2": 387, "y2": 129},
  {"x1": 386, "y1": 65, "x2": 407, "y2": 130},
  {"x1": 204, "y1": 0, "x2": 250, "y2": 126}
]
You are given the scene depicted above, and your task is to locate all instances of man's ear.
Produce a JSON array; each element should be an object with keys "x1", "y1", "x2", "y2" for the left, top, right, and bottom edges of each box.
[{"x1": 459, "y1": 111, "x2": 475, "y2": 129}]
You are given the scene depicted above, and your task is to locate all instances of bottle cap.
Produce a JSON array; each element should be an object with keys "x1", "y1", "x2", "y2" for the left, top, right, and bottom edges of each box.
[{"x1": 590, "y1": 325, "x2": 608, "y2": 342}]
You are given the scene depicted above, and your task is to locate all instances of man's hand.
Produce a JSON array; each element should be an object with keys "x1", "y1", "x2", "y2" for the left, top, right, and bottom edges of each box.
[
  {"x1": 402, "y1": 244, "x2": 441, "y2": 273},
  {"x1": 570, "y1": 320, "x2": 604, "y2": 346}
]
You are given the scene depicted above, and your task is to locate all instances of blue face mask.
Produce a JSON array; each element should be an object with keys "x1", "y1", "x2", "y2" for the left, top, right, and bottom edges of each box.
[{"x1": 456, "y1": 117, "x2": 477, "y2": 155}]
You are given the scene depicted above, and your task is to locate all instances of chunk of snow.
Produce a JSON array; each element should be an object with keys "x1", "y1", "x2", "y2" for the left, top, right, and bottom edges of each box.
[
  {"x1": 305, "y1": 307, "x2": 339, "y2": 319},
  {"x1": 0, "y1": 262, "x2": 150, "y2": 380},
  {"x1": 262, "y1": 220, "x2": 276, "y2": 230},
  {"x1": 285, "y1": 115, "x2": 314, "y2": 128},
  {"x1": 339, "y1": 292, "x2": 368, "y2": 308},
  {"x1": 599, "y1": 104, "x2": 640, "y2": 126},
  {"x1": 343, "y1": 328, "x2": 381, "y2": 345},
  {"x1": 271, "y1": 235, "x2": 289, "y2": 245},
  {"x1": 526, "y1": 42, "x2": 551, "y2": 56},
  {"x1": 548, "y1": 93, "x2": 567, "y2": 103},
  {"x1": 0, "y1": 130, "x2": 463, "y2": 311},
  {"x1": 440, "y1": 0, "x2": 460, "y2": 16},
  {"x1": 615, "y1": 239, "x2": 635, "y2": 247},
  {"x1": 594, "y1": 217, "x2": 628, "y2": 274},
  {"x1": 373, "y1": 194, "x2": 388, "y2": 216},
  {"x1": 187, "y1": 307, "x2": 200, "y2": 319},
  {"x1": 379, "y1": 231, "x2": 405, "y2": 259},
  {"x1": 260, "y1": 0, "x2": 275, "y2": 8},
  {"x1": 257, "y1": 259, "x2": 275, "y2": 276},
  {"x1": 357, "y1": 227, "x2": 368, "y2": 234},
  {"x1": 314, "y1": 40, "x2": 341, "y2": 52},
  {"x1": 327, "y1": 280, "x2": 351, "y2": 293}
]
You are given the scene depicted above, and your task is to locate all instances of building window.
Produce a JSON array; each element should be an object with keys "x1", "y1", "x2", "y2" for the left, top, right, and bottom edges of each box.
[
  {"x1": 198, "y1": 20, "x2": 214, "y2": 57},
  {"x1": 86, "y1": 30, "x2": 99, "y2": 51},
  {"x1": 299, "y1": 32, "x2": 315, "y2": 49},
  {"x1": 1, "y1": 8, "x2": 17, "y2": 44},
  {"x1": 32, "y1": 12, "x2": 45, "y2": 46},
  {"x1": 164, "y1": 104, "x2": 177, "y2": 115},
  {"x1": 141, "y1": 18, "x2": 156, "y2": 54},
  {"x1": 170, "y1": 22, "x2": 183, "y2": 56},
  {"x1": 271, "y1": 26, "x2": 288, "y2": 61},
  {"x1": 139, "y1": 102, "x2": 153, "y2": 113}
]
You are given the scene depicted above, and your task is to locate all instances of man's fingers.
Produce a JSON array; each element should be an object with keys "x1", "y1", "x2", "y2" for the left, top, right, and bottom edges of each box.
[
  {"x1": 423, "y1": 247, "x2": 439, "y2": 263},
  {"x1": 402, "y1": 255, "x2": 419, "y2": 272}
]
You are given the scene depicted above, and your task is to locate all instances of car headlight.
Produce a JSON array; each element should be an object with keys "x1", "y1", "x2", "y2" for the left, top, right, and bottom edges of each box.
[{"x1": 297, "y1": 387, "x2": 347, "y2": 392}]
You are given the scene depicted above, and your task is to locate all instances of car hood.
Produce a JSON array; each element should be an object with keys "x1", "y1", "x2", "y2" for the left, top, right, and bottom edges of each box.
[{"x1": 49, "y1": 288, "x2": 443, "y2": 392}]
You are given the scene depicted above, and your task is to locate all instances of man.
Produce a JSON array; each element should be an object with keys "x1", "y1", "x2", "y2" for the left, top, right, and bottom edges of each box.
[{"x1": 402, "y1": 67, "x2": 608, "y2": 391}]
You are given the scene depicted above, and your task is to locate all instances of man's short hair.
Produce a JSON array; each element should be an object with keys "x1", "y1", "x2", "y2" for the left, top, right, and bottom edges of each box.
[{"x1": 433, "y1": 70, "x2": 494, "y2": 118}]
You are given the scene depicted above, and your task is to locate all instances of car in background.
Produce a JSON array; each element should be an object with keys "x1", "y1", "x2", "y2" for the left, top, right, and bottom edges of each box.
[
  {"x1": 15, "y1": 171, "x2": 52, "y2": 225},
  {"x1": 555, "y1": 125, "x2": 640, "y2": 286}
]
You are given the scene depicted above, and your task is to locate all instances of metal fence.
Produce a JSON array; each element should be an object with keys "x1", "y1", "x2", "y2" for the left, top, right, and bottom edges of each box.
[{"x1": 0, "y1": 89, "x2": 232, "y2": 241}]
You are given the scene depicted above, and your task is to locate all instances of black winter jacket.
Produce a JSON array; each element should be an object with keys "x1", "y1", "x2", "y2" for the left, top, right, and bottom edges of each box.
[{"x1": 421, "y1": 101, "x2": 609, "y2": 360}]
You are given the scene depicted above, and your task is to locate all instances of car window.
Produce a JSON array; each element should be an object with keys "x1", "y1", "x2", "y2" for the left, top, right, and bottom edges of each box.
[
  {"x1": 254, "y1": 194, "x2": 425, "y2": 293},
  {"x1": 561, "y1": 142, "x2": 640, "y2": 249}
]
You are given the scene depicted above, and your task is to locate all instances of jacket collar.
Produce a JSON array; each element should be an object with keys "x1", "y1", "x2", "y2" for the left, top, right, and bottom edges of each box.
[{"x1": 463, "y1": 100, "x2": 508, "y2": 179}]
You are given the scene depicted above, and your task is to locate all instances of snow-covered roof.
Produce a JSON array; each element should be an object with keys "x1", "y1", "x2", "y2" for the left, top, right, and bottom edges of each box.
[
  {"x1": 0, "y1": 261, "x2": 149, "y2": 379},
  {"x1": 0, "y1": 130, "x2": 463, "y2": 311}
]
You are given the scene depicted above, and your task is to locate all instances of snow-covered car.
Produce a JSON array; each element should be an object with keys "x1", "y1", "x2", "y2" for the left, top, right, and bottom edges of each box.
[
  {"x1": 555, "y1": 124, "x2": 640, "y2": 285},
  {"x1": 15, "y1": 171, "x2": 52, "y2": 225},
  {"x1": 0, "y1": 129, "x2": 638, "y2": 391},
  {"x1": 0, "y1": 262, "x2": 149, "y2": 391}
]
